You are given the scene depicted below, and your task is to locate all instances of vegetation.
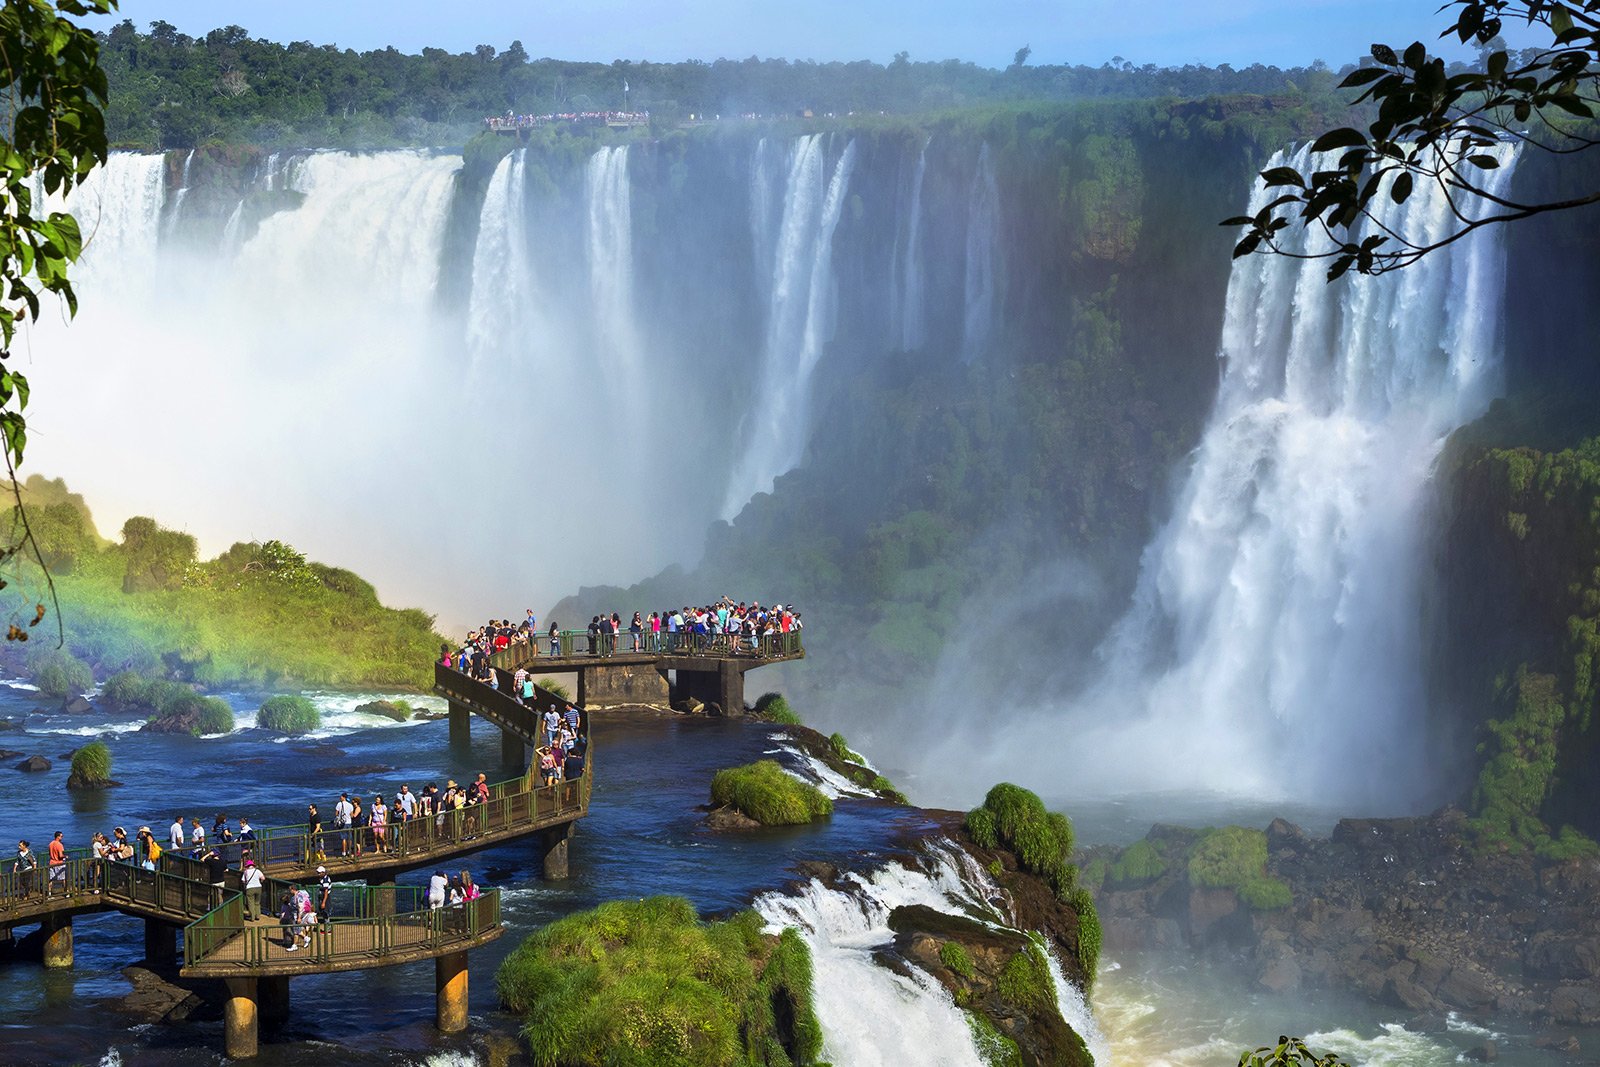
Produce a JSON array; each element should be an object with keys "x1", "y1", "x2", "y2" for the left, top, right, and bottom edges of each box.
[
  {"x1": 537, "y1": 678, "x2": 572, "y2": 702},
  {"x1": 827, "y1": 732, "x2": 863, "y2": 763},
  {"x1": 255, "y1": 694, "x2": 319, "y2": 734},
  {"x1": 67, "y1": 740, "x2": 111, "y2": 785},
  {"x1": 496, "y1": 896, "x2": 822, "y2": 1067},
  {"x1": 1, "y1": 480, "x2": 444, "y2": 690},
  {"x1": 939, "y1": 940, "x2": 975, "y2": 980},
  {"x1": 1233, "y1": 1, "x2": 1600, "y2": 277},
  {"x1": 966, "y1": 1012, "x2": 1023, "y2": 1067},
  {"x1": 1108, "y1": 839, "x2": 1167, "y2": 885},
  {"x1": 1187, "y1": 827, "x2": 1292, "y2": 911},
  {"x1": 26, "y1": 645, "x2": 92, "y2": 696},
  {"x1": 710, "y1": 760, "x2": 833, "y2": 825},
  {"x1": 996, "y1": 943, "x2": 1053, "y2": 1014},
  {"x1": 751, "y1": 692, "x2": 801, "y2": 726},
  {"x1": 1238, "y1": 1037, "x2": 1351, "y2": 1066},
  {"x1": 965, "y1": 783, "x2": 1077, "y2": 898},
  {"x1": 1067, "y1": 888, "x2": 1102, "y2": 981}
]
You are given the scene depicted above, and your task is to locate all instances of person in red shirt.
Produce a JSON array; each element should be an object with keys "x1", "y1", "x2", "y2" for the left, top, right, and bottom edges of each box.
[{"x1": 46, "y1": 831, "x2": 67, "y2": 897}]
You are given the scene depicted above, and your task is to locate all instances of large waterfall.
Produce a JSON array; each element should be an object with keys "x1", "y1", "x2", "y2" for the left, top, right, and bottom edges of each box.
[{"x1": 980, "y1": 144, "x2": 1522, "y2": 809}]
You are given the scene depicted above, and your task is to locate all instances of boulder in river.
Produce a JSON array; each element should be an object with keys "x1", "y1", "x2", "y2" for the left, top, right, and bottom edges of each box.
[
  {"x1": 61, "y1": 695, "x2": 92, "y2": 715},
  {"x1": 15, "y1": 756, "x2": 51, "y2": 772},
  {"x1": 354, "y1": 700, "x2": 411, "y2": 722}
]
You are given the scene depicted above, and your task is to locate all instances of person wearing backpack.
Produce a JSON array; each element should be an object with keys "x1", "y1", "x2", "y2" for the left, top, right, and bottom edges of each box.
[{"x1": 241, "y1": 860, "x2": 265, "y2": 921}]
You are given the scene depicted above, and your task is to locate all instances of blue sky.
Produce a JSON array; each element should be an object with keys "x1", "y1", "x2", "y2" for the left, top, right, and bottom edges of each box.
[{"x1": 92, "y1": 1, "x2": 1533, "y2": 69}]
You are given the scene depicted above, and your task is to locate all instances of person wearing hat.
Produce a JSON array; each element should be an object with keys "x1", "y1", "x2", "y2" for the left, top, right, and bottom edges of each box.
[
  {"x1": 241, "y1": 858, "x2": 265, "y2": 921},
  {"x1": 203, "y1": 847, "x2": 228, "y2": 909},
  {"x1": 316, "y1": 865, "x2": 332, "y2": 924}
]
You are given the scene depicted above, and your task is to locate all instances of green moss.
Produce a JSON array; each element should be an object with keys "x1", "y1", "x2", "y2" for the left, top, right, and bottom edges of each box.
[
  {"x1": 710, "y1": 760, "x2": 833, "y2": 825},
  {"x1": 996, "y1": 944, "x2": 1053, "y2": 1014},
  {"x1": 1236, "y1": 876, "x2": 1293, "y2": 911},
  {"x1": 967, "y1": 783, "x2": 1077, "y2": 898},
  {"x1": 1188, "y1": 827, "x2": 1269, "y2": 889},
  {"x1": 1534, "y1": 824, "x2": 1600, "y2": 861},
  {"x1": 986, "y1": 858, "x2": 1005, "y2": 879},
  {"x1": 869, "y1": 775, "x2": 909, "y2": 804},
  {"x1": 496, "y1": 896, "x2": 821, "y2": 1067},
  {"x1": 1078, "y1": 857, "x2": 1106, "y2": 889},
  {"x1": 827, "y1": 732, "x2": 864, "y2": 763},
  {"x1": 1109, "y1": 839, "x2": 1167, "y2": 885},
  {"x1": 1468, "y1": 668, "x2": 1565, "y2": 852},
  {"x1": 256, "y1": 694, "x2": 320, "y2": 735},
  {"x1": 966, "y1": 1011, "x2": 1024, "y2": 1067},
  {"x1": 27, "y1": 647, "x2": 93, "y2": 697},
  {"x1": 69, "y1": 741, "x2": 112, "y2": 784},
  {"x1": 752, "y1": 692, "x2": 802, "y2": 726},
  {"x1": 1067, "y1": 887, "x2": 1102, "y2": 981},
  {"x1": 939, "y1": 940, "x2": 975, "y2": 980}
]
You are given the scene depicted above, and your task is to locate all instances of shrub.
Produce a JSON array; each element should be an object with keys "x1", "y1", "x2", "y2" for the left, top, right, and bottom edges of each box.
[
  {"x1": 69, "y1": 741, "x2": 112, "y2": 785},
  {"x1": 256, "y1": 695, "x2": 320, "y2": 735},
  {"x1": 967, "y1": 1012, "x2": 1024, "y2": 1067},
  {"x1": 939, "y1": 940, "x2": 975, "y2": 979},
  {"x1": 27, "y1": 647, "x2": 93, "y2": 698},
  {"x1": 997, "y1": 944, "x2": 1052, "y2": 1013},
  {"x1": 828, "y1": 732, "x2": 864, "y2": 763},
  {"x1": 1535, "y1": 825, "x2": 1600, "y2": 861},
  {"x1": 537, "y1": 678, "x2": 572, "y2": 702},
  {"x1": 193, "y1": 696, "x2": 236, "y2": 736},
  {"x1": 869, "y1": 774, "x2": 909, "y2": 804},
  {"x1": 752, "y1": 692, "x2": 801, "y2": 725},
  {"x1": 1237, "y1": 876, "x2": 1293, "y2": 911},
  {"x1": 1188, "y1": 827, "x2": 1269, "y2": 890},
  {"x1": 496, "y1": 896, "x2": 822, "y2": 1067},
  {"x1": 710, "y1": 761, "x2": 832, "y2": 825},
  {"x1": 100, "y1": 670, "x2": 153, "y2": 707},
  {"x1": 1068, "y1": 887, "x2": 1102, "y2": 981},
  {"x1": 966, "y1": 783, "x2": 1077, "y2": 897},
  {"x1": 1109, "y1": 839, "x2": 1167, "y2": 885}
]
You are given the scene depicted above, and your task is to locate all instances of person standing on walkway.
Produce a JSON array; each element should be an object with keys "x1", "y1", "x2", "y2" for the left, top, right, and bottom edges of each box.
[
  {"x1": 316, "y1": 865, "x2": 332, "y2": 925},
  {"x1": 46, "y1": 831, "x2": 66, "y2": 897},
  {"x1": 203, "y1": 848, "x2": 227, "y2": 909},
  {"x1": 241, "y1": 860, "x2": 264, "y2": 921},
  {"x1": 190, "y1": 818, "x2": 206, "y2": 857},
  {"x1": 427, "y1": 869, "x2": 447, "y2": 909},
  {"x1": 14, "y1": 840, "x2": 37, "y2": 896},
  {"x1": 168, "y1": 816, "x2": 185, "y2": 852},
  {"x1": 333, "y1": 792, "x2": 354, "y2": 856},
  {"x1": 279, "y1": 892, "x2": 301, "y2": 950},
  {"x1": 544, "y1": 706, "x2": 561, "y2": 747}
]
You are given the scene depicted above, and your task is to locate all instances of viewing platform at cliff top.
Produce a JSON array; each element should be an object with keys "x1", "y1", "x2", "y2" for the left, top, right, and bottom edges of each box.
[
  {"x1": 486, "y1": 110, "x2": 649, "y2": 132},
  {"x1": 457, "y1": 629, "x2": 805, "y2": 715}
]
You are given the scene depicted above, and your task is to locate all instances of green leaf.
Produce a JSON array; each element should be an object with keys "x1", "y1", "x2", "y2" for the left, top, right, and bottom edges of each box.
[
  {"x1": 1310, "y1": 128, "x2": 1367, "y2": 154},
  {"x1": 1390, "y1": 171, "x2": 1414, "y2": 204}
]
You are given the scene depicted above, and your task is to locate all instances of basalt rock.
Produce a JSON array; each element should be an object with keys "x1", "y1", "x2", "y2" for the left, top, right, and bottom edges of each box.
[
  {"x1": 703, "y1": 805, "x2": 762, "y2": 831},
  {"x1": 354, "y1": 700, "x2": 410, "y2": 722},
  {"x1": 61, "y1": 695, "x2": 92, "y2": 715},
  {"x1": 15, "y1": 755, "x2": 51, "y2": 772}
]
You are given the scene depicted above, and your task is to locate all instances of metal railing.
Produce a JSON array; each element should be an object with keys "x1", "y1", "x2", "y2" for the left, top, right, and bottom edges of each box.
[
  {"x1": 483, "y1": 627, "x2": 803, "y2": 670},
  {"x1": 183, "y1": 889, "x2": 500, "y2": 969}
]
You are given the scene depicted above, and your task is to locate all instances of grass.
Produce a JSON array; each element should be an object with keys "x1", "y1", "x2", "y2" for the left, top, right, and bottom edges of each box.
[
  {"x1": 827, "y1": 732, "x2": 864, "y2": 763},
  {"x1": 751, "y1": 692, "x2": 802, "y2": 726},
  {"x1": 537, "y1": 678, "x2": 572, "y2": 702},
  {"x1": 256, "y1": 694, "x2": 320, "y2": 735},
  {"x1": 68, "y1": 741, "x2": 112, "y2": 785},
  {"x1": 939, "y1": 940, "x2": 975, "y2": 979},
  {"x1": 996, "y1": 943, "x2": 1053, "y2": 1013},
  {"x1": 966, "y1": 783, "x2": 1077, "y2": 898},
  {"x1": 496, "y1": 895, "x2": 823, "y2": 1067},
  {"x1": 710, "y1": 761, "x2": 833, "y2": 825},
  {"x1": 966, "y1": 1011, "x2": 1024, "y2": 1067},
  {"x1": 1109, "y1": 839, "x2": 1166, "y2": 885},
  {"x1": 1188, "y1": 827, "x2": 1292, "y2": 911},
  {"x1": 27, "y1": 647, "x2": 93, "y2": 697}
]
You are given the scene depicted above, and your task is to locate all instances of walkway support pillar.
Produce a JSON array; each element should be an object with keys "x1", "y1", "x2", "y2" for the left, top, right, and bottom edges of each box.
[
  {"x1": 260, "y1": 975, "x2": 291, "y2": 1028},
  {"x1": 41, "y1": 914, "x2": 72, "y2": 969},
  {"x1": 224, "y1": 976, "x2": 259, "y2": 1059},
  {"x1": 719, "y1": 661, "x2": 745, "y2": 716},
  {"x1": 501, "y1": 728, "x2": 525, "y2": 770},
  {"x1": 143, "y1": 918, "x2": 177, "y2": 965},
  {"x1": 448, "y1": 700, "x2": 470, "y2": 747},
  {"x1": 540, "y1": 821, "x2": 572, "y2": 881},
  {"x1": 367, "y1": 877, "x2": 396, "y2": 918},
  {"x1": 435, "y1": 949, "x2": 470, "y2": 1033}
]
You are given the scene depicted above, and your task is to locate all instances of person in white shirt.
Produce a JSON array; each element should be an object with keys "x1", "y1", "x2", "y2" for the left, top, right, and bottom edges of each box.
[
  {"x1": 169, "y1": 817, "x2": 186, "y2": 850},
  {"x1": 189, "y1": 818, "x2": 206, "y2": 855},
  {"x1": 427, "y1": 869, "x2": 448, "y2": 909}
]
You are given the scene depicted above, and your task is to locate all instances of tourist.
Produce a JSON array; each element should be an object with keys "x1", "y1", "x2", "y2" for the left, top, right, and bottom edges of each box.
[
  {"x1": 370, "y1": 795, "x2": 389, "y2": 853},
  {"x1": 398, "y1": 785, "x2": 415, "y2": 822},
  {"x1": 630, "y1": 612, "x2": 643, "y2": 651},
  {"x1": 138, "y1": 827, "x2": 159, "y2": 871},
  {"x1": 316, "y1": 865, "x2": 332, "y2": 924},
  {"x1": 349, "y1": 796, "x2": 365, "y2": 857},
  {"x1": 333, "y1": 792, "x2": 353, "y2": 856},
  {"x1": 419, "y1": 784, "x2": 436, "y2": 819},
  {"x1": 169, "y1": 816, "x2": 185, "y2": 851},
  {"x1": 586, "y1": 616, "x2": 599, "y2": 655},
  {"x1": 46, "y1": 831, "x2": 66, "y2": 896},
  {"x1": 459, "y1": 870, "x2": 480, "y2": 903},
  {"x1": 111, "y1": 826, "x2": 132, "y2": 862},
  {"x1": 279, "y1": 891, "x2": 301, "y2": 950},
  {"x1": 13, "y1": 840, "x2": 36, "y2": 896},
  {"x1": 563, "y1": 703, "x2": 581, "y2": 737},
  {"x1": 90, "y1": 832, "x2": 110, "y2": 890},
  {"x1": 428, "y1": 869, "x2": 447, "y2": 909},
  {"x1": 474, "y1": 773, "x2": 489, "y2": 805},
  {"x1": 563, "y1": 743, "x2": 586, "y2": 780},
  {"x1": 204, "y1": 848, "x2": 227, "y2": 909},
  {"x1": 536, "y1": 744, "x2": 560, "y2": 786},
  {"x1": 190, "y1": 817, "x2": 206, "y2": 857},
  {"x1": 649, "y1": 610, "x2": 661, "y2": 650},
  {"x1": 549, "y1": 621, "x2": 560, "y2": 656},
  {"x1": 237, "y1": 817, "x2": 256, "y2": 843},
  {"x1": 241, "y1": 860, "x2": 264, "y2": 921},
  {"x1": 543, "y1": 705, "x2": 561, "y2": 746},
  {"x1": 520, "y1": 673, "x2": 535, "y2": 704},
  {"x1": 213, "y1": 813, "x2": 233, "y2": 844}
]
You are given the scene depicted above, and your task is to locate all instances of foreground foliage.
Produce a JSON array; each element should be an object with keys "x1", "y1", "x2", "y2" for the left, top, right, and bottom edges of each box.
[
  {"x1": 496, "y1": 896, "x2": 822, "y2": 1067},
  {"x1": 1239, "y1": 1036, "x2": 1350, "y2": 1066},
  {"x1": 710, "y1": 761, "x2": 833, "y2": 825}
]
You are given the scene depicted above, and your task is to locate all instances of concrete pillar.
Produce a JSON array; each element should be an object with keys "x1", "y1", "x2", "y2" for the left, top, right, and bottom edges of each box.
[
  {"x1": 224, "y1": 976, "x2": 259, "y2": 1059},
  {"x1": 144, "y1": 918, "x2": 177, "y2": 965},
  {"x1": 501, "y1": 728, "x2": 525, "y2": 770},
  {"x1": 576, "y1": 668, "x2": 589, "y2": 709},
  {"x1": 719, "y1": 661, "x2": 745, "y2": 716},
  {"x1": 435, "y1": 949, "x2": 469, "y2": 1033},
  {"x1": 541, "y1": 822, "x2": 571, "y2": 881},
  {"x1": 41, "y1": 915, "x2": 72, "y2": 969},
  {"x1": 367, "y1": 878, "x2": 396, "y2": 918},
  {"x1": 259, "y1": 975, "x2": 291, "y2": 1028},
  {"x1": 448, "y1": 700, "x2": 470, "y2": 746}
]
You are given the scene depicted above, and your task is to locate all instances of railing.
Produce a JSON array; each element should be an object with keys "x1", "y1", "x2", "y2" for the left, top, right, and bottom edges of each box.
[
  {"x1": 0, "y1": 848, "x2": 233, "y2": 922},
  {"x1": 483, "y1": 627, "x2": 803, "y2": 670},
  {"x1": 183, "y1": 889, "x2": 501, "y2": 969}
]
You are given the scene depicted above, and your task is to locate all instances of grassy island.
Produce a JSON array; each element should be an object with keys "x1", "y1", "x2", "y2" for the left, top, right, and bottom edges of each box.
[
  {"x1": 497, "y1": 896, "x2": 823, "y2": 1067},
  {"x1": 710, "y1": 760, "x2": 833, "y2": 826}
]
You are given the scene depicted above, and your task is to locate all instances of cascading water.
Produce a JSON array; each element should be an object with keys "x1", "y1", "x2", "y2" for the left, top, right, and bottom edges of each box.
[
  {"x1": 889, "y1": 138, "x2": 929, "y2": 352},
  {"x1": 721, "y1": 134, "x2": 857, "y2": 518},
  {"x1": 961, "y1": 143, "x2": 1000, "y2": 362},
  {"x1": 467, "y1": 148, "x2": 534, "y2": 357},
  {"x1": 60, "y1": 153, "x2": 166, "y2": 273},
  {"x1": 584, "y1": 145, "x2": 640, "y2": 379},
  {"x1": 754, "y1": 840, "x2": 1109, "y2": 1067},
  {"x1": 1012, "y1": 143, "x2": 1521, "y2": 807},
  {"x1": 165, "y1": 148, "x2": 195, "y2": 235}
]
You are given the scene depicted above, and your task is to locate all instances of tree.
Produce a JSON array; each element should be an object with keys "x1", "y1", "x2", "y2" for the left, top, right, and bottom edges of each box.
[
  {"x1": 1229, "y1": 1, "x2": 1600, "y2": 278},
  {"x1": 1013, "y1": 45, "x2": 1032, "y2": 69},
  {"x1": 0, "y1": 0, "x2": 117, "y2": 641}
]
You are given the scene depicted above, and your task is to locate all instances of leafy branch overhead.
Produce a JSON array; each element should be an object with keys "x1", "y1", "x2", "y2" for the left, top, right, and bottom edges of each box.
[{"x1": 1226, "y1": 1, "x2": 1600, "y2": 278}]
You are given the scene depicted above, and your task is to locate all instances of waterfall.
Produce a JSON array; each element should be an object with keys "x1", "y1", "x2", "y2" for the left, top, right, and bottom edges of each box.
[
  {"x1": 961, "y1": 144, "x2": 1000, "y2": 362},
  {"x1": 220, "y1": 198, "x2": 246, "y2": 252},
  {"x1": 754, "y1": 840, "x2": 1108, "y2": 1067},
  {"x1": 165, "y1": 149, "x2": 195, "y2": 235},
  {"x1": 890, "y1": 138, "x2": 929, "y2": 352},
  {"x1": 721, "y1": 134, "x2": 857, "y2": 518},
  {"x1": 61, "y1": 153, "x2": 166, "y2": 274},
  {"x1": 585, "y1": 145, "x2": 640, "y2": 377},
  {"x1": 467, "y1": 148, "x2": 533, "y2": 357},
  {"x1": 1050, "y1": 143, "x2": 1521, "y2": 806}
]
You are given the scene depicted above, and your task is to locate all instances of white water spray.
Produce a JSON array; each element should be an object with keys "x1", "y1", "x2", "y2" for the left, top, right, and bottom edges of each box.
[
  {"x1": 890, "y1": 139, "x2": 929, "y2": 352},
  {"x1": 961, "y1": 144, "x2": 1001, "y2": 362}
]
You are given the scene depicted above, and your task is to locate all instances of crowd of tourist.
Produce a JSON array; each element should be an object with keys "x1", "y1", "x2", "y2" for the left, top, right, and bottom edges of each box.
[{"x1": 484, "y1": 108, "x2": 649, "y2": 130}]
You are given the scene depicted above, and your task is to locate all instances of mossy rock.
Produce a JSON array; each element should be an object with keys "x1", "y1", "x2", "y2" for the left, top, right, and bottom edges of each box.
[
  {"x1": 257, "y1": 695, "x2": 320, "y2": 734},
  {"x1": 354, "y1": 699, "x2": 411, "y2": 722},
  {"x1": 710, "y1": 760, "x2": 832, "y2": 826},
  {"x1": 66, "y1": 741, "x2": 115, "y2": 790}
]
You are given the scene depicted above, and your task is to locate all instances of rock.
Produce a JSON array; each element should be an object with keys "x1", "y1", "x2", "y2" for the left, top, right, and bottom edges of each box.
[
  {"x1": 1187, "y1": 886, "x2": 1239, "y2": 942},
  {"x1": 1550, "y1": 984, "x2": 1600, "y2": 1025},
  {"x1": 1257, "y1": 956, "x2": 1302, "y2": 994},
  {"x1": 0, "y1": 719, "x2": 17, "y2": 731},
  {"x1": 1533, "y1": 1034, "x2": 1580, "y2": 1053},
  {"x1": 1437, "y1": 965, "x2": 1498, "y2": 1009},
  {"x1": 15, "y1": 756, "x2": 51, "y2": 772},
  {"x1": 116, "y1": 964, "x2": 217, "y2": 1024},
  {"x1": 354, "y1": 700, "x2": 410, "y2": 722},
  {"x1": 1464, "y1": 1040, "x2": 1498, "y2": 1061},
  {"x1": 66, "y1": 772, "x2": 121, "y2": 791},
  {"x1": 1266, "y1": 817, "x2": 1308, "y2": 851},
  {"x1": 314, "y1": 764, "x2": 393, "y2": 777},
  {"x1": 61, "y1": 695, "x2": 92, "y2": 715},
  {"x1": 141, "y1": 712, "x2": 201, "y2": 735},
  {"x1": 0, "y1": 749, "x2": 21, "y2": 761},
  {"x1": 1386, "y1": 976, "x2": 1442, "y2": 1013},
  {"x1": 679, "y1": 698, "x2": 706, "y2": 715},
  {"x1": 1524, "y1": 932, "x2": 1600, "y2": 980},
  {"x1": 703, "y1": 806, "x2": 762, "y2": 831}
]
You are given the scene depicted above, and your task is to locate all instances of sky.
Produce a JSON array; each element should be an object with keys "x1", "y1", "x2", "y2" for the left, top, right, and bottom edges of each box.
[{"x1": 91, "y1": 0, "x2": 1531, "y2": 70}]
